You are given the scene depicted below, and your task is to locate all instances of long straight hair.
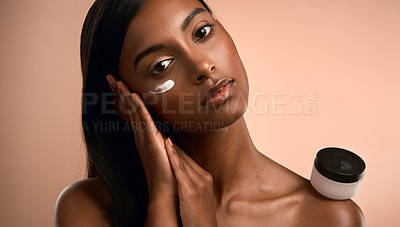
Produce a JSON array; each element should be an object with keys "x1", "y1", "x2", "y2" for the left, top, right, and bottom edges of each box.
[{"x1": 80, "y1": 0, "x2": 212, "y2": 226}]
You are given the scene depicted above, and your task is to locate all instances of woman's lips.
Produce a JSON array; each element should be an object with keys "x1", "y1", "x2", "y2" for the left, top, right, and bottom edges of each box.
[{"x1": 202, "y1": 79, "x2": 234, "y2": 106}]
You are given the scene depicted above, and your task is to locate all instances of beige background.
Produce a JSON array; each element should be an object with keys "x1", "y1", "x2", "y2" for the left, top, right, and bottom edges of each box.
[{"x1": 0, "y1": 0, "x2": 398, "y2": 226}]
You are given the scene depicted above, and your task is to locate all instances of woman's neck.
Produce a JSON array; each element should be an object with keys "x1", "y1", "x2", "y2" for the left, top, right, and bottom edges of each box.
[{"x1": 171, "y1": 116, "x2": 267, "y2": 204}]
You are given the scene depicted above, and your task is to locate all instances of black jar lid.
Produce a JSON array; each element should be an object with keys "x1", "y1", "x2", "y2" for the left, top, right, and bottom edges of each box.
[{"x1": 314, "y1": 147, "x2": 366, "y2": 183}]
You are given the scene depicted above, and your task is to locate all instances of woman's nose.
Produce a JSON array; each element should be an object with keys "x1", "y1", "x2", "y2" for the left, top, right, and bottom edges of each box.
[
  {"x1": 186, "y1": 50, "x2": 216, "y2": 84},
  {"x1": 193, "y1": 58, "x2": 215, "y2": 84}
]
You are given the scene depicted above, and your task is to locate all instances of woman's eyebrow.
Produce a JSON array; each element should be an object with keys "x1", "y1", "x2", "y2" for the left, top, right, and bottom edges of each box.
[
  {"x1": 135, "y1": 44, "x2": 166, "y2": 67},
  {"x1": 134, "y1": 8, "x2": 207, "y2": 68},
  {"x1": 181, "y1": 8, "x2": 207, "y2": 31}
]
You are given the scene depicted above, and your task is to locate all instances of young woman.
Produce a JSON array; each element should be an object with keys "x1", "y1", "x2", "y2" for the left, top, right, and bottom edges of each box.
[{"x1": 55, "y1": 0, "x2": 365, "y2": 226}]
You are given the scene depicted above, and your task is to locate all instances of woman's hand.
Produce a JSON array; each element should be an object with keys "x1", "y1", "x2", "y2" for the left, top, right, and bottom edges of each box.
[
  {"x1": 105, "y1": 75, "x2": 176, "y2": 194},
  {"x1": 165, "y1": 138, "x2": 218, "y2": 227},
  {"x1": 106, "y1": 74, "x2": 180, "y2": 226}
]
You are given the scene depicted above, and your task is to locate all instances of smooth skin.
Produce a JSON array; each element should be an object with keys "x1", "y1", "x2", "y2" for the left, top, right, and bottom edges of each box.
[{"x1": 55, "y1": 0, "x2": 365, "y2": 226}]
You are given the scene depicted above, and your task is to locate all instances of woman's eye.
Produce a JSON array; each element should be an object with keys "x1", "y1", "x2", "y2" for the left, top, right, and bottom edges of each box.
[
  {"x1": 194, "y1": 24, "x2": 214, "y2": 41},
  {"x1": 150, "y1": 59, "x2": 173, "y2": 75}
]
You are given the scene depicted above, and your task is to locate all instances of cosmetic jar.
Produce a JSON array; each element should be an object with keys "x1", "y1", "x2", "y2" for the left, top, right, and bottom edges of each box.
[{"x1": 310, "y1": 147, "x2": 366, "y2": 200}]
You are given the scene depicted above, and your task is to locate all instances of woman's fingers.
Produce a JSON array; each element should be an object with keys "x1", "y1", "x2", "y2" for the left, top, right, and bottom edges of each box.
[
  {"x1": 165, "y1": 138, "x2": 194, "y2": 187},
  {"x1": 165, "y1": 138, "x2": 217, "y2": 226},
  {"x1": 170, "y1": 141, "x2": 211, "y2": 177},
  {"x1": 106, "y1": 75, "x2": 135, "y2": 118},
  {"x1": 116, "y1": 81, "x2": 139, "y2": 118},
  {"x1": 131, "y1": 93, "x2": 158, "y2": 133},
  {"x1": 106, "y1": 74, "x2": 158, "y2": 135},
  {"x1": 114, "y1": 79, "x2": 158, "y2": 134},
  {"x1": 165, "y1": 138, "x2": 211, "y2": 189},
  {"x1": 111, "y1": 77, "x2": 140, "y2": 124}
]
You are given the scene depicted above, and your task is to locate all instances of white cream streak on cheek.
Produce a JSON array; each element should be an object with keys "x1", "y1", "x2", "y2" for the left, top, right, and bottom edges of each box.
[{"x1": 148, "y1": 80, "x2": 175, "y2": 94}]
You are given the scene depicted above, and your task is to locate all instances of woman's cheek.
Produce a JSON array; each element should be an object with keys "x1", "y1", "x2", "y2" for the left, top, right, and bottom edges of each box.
[
  {"x1": 147, "y1": 79, "x2": 175, "y2": 94},
  {"x1": 145, "y1": 92, "x2": 180, "y2": 118},
  {"x1": 152, "y1": 91, "x2": 202, "y2": 121}
]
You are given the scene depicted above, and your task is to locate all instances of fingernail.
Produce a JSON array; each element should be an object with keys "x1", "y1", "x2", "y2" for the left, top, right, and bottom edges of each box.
[
  {"x1": 106, "y1": 76, "x2": 117, "y2": 93},
  {"x1": 131, "y1": 93, "x2": 136, "y2": 103},
  {"x1": 105, "y1": 75, "x2": 112, "y2": 84},
  {"x1": 167, "y1": 138, "x2": 173, "y2": 146}
]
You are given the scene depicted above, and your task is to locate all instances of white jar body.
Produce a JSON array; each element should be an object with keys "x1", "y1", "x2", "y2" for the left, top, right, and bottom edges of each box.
[{"x1": 310, "y1": 165, "x2": 362, "y2": 200}]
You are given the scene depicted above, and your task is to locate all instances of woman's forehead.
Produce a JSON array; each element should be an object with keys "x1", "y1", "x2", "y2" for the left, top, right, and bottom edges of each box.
[{"x1": 122, "y1": 0, "x2": 208, "y2": 55}]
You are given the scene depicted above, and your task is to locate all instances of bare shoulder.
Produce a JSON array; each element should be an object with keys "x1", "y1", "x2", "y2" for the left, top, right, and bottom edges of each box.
[
  {"x1": 252, "y1": 156, "x2": 365, "y2": 226},
  {"x1": 54, "y1": 177, "x2": 112, "y2": 227},
  {"x1": 297, "y1": 180, "x2": 365, "y2": 226}
]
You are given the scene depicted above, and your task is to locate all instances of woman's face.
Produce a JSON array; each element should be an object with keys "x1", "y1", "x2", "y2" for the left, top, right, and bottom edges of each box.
[{"x1": 119, "y1": 0, "x2": 248, "y2": 132}]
